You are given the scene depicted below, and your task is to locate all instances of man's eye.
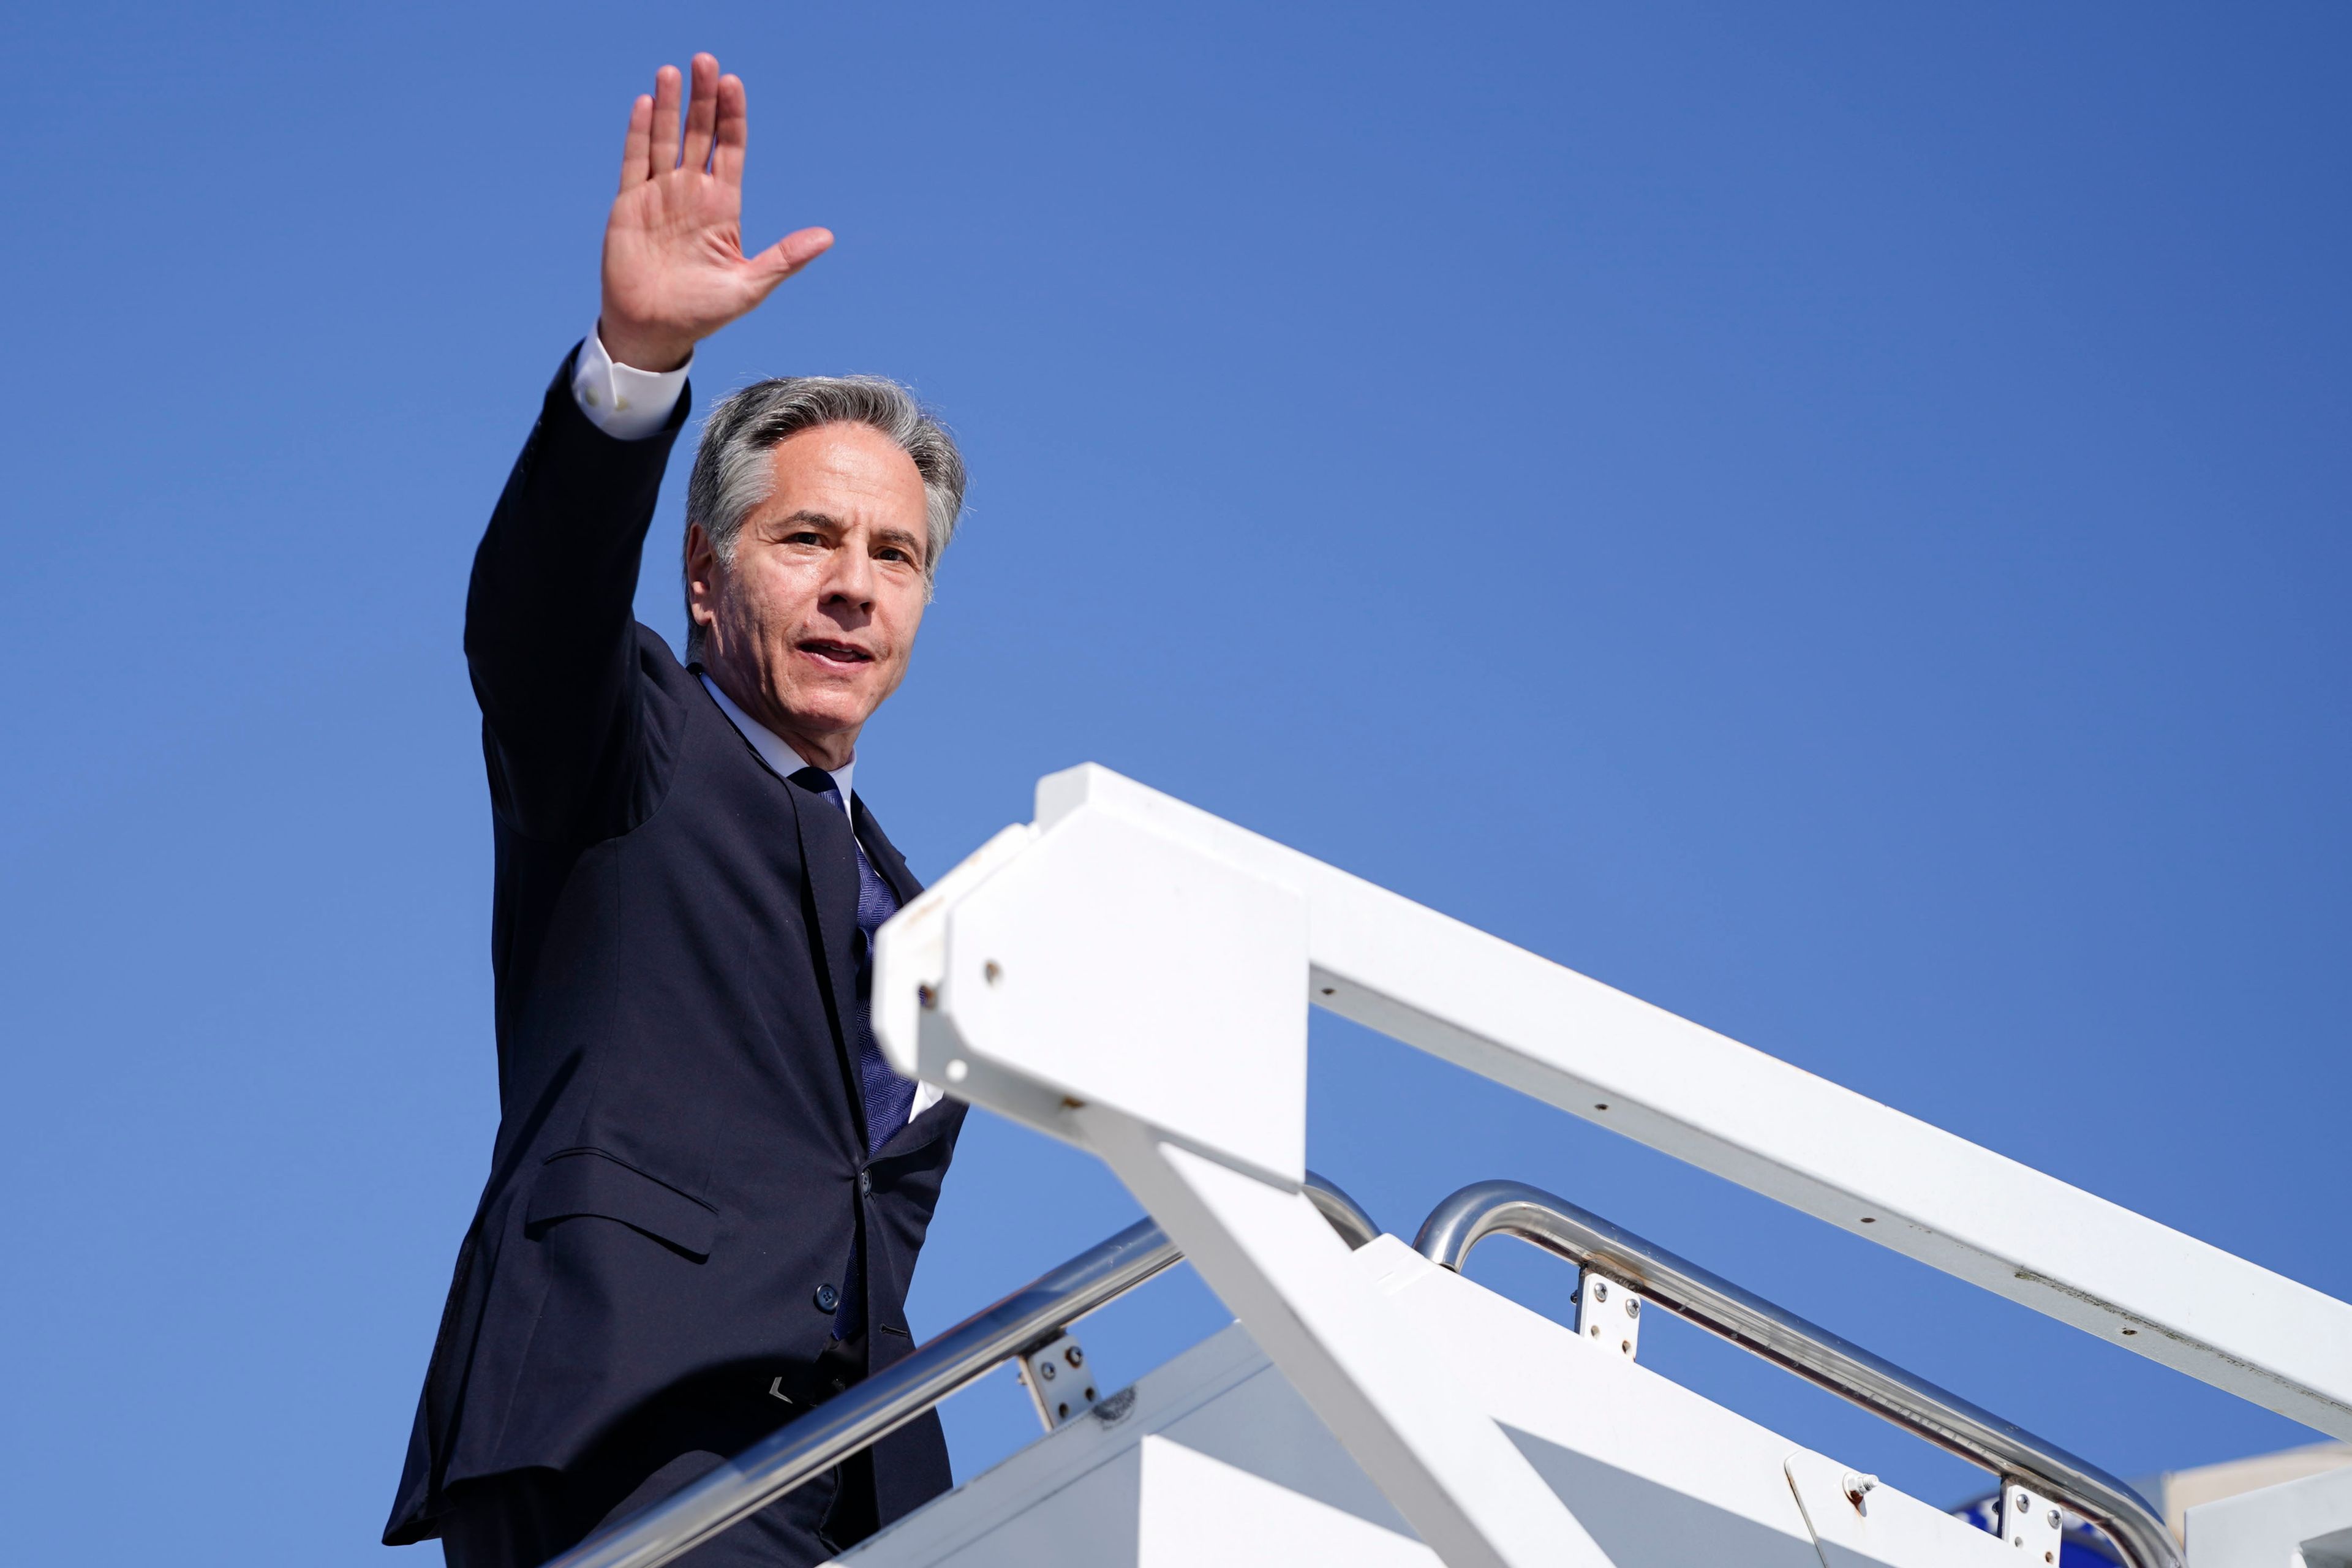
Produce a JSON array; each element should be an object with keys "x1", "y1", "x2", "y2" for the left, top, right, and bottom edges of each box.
[
  {"x1": 785, "y1": 530, "x2": 826, "y2": 546},
  {"x1": 877, "y1": 546, "x2": 910, "y2": 564}
]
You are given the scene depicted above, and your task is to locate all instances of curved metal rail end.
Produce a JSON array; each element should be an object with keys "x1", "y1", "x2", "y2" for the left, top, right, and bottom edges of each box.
[
  {"x1": 1304, "y1": 1169, "x2": 1381, "y2": 1249},
  {"x1": 1413, "y1": 1180, "x2": 2179, "y2": 1568}
]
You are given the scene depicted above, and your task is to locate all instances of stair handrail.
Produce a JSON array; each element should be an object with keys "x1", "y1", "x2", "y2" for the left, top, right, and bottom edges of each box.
[
  {"x1": 1414, "y1": 1178, "x2": 2177, "y2": 1568},
  {"x1": 540, "y1": 1172, "x2": 1374, "y2": 1568}
]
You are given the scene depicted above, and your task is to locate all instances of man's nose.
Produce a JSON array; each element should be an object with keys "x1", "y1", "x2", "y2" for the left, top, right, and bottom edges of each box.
[{"x1": 822, "y1": 536, "x2": 876, "y2": 610}]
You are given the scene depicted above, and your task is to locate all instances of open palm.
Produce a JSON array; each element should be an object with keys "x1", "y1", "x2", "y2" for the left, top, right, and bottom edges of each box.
[{"x1": 599, "y1": 55, "x2": 834, "y2": 372}]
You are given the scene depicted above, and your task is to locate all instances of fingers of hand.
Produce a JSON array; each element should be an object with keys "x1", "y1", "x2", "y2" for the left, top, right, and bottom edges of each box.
[
  {"x1": 682, "y1": 53, "x2": 721, "y2": 173},
  {"x1": 753, "y1": 227, "x2": 836, "y2": 285},
  {"x1": 649, "y1": 64, "x2": 684, "y2": 173},
  {"x1": 712, "y1": 73, "x2": 748, "y2": 187},
  {"x1": 618, "y1": 94, "x2": 654, "y2": 191}
]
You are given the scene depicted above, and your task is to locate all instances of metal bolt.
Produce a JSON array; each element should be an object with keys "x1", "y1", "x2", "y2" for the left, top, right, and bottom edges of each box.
[
  {"x1": 2046, "y1": 1509, "x2": 2061, "y2": 1530},
  {"x1": 1625, "y1": 1297, "x2": 1640, "y2": 1318},
  {"x1": 2016, "y1": 1491, "x2": 2030, "y2": 1510},
  {"x1": 984, "y1": 960, "x2": 1003, "y2": 985},
  {"x1": 1619, "y1": 1339, "x2": 1632, "y2": 1355},
  {"x1": 1065, "y1": 1346, "x2": 1085, "y2": 1368},
  {"x1": 1842, "y1": 1472, "x2": 1878, "y2": 1506},
  {"x1": 1592, "y1": 1281, "x2": 1609, "y2": 1303},
  {"x1": 1038, "y1": 1360, "x2": 1056, "y2": 1381}
]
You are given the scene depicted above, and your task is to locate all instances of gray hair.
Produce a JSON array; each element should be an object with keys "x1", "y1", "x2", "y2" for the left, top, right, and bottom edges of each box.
[{"x1": 683, "y1": 375, "x2": 967, "y2": 656}]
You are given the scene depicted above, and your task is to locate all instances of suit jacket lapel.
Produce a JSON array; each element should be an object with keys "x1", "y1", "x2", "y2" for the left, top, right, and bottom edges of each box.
[
  {"x1": 786, "y1": 773, "x2": 866, "y2": 1095},
  {"x1": 851, "y1": 799, "x2": 958, "y2": 1160},
  {"x1": 692, "y1": 670, "x2": 870, "y2": 1139}
]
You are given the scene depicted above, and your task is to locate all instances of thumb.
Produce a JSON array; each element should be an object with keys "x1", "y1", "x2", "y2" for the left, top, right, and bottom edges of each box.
[{"x1": 749, "y1": 226, "x2": 835, "y2": 287}]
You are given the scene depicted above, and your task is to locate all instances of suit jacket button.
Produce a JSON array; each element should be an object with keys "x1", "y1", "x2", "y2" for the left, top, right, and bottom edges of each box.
[
  {"x1": 858, "y1": 1170, "x2": 872, "y2": 1196},
  {"x1": 813, "y1": 1284, "x2": 840, "y2": 1313}
]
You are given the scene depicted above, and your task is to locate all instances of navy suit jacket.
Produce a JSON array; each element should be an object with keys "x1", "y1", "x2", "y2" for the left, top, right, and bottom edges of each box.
[{"x1": 384, "y1": 352, "x2": 967, "y2": 1545}]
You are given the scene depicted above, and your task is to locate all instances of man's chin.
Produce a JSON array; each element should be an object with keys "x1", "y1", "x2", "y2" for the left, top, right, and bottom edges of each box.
[{"x1": 775, "y1": 695, "x2": 878, "y2": 740}]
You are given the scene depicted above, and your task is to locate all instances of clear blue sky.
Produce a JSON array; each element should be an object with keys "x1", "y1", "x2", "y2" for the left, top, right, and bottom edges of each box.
[{"x1": 1, "y1": 4, "x2": 2345, "y2": 1561}]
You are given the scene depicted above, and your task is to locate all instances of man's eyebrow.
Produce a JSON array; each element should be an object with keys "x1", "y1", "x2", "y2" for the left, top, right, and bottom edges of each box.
[
  {"x1": 773, "y1": 509, "x2": 843, "y2": 531},
  {"x1": 872, "y1": 524, "x2": 927, "y2": 562}
]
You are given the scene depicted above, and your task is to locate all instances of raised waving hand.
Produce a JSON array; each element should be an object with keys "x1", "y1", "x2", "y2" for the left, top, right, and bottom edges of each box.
[{"x1": 598, "y1": 53, "x2": 834, "y2": 371}]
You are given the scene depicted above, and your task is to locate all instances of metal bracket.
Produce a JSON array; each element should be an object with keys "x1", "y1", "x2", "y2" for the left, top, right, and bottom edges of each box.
[
  {"x1": 1578, "y1": 1272, "x2": 1643, "y2": 1362},
  {"x1": 1017, "y1": 1331, "x2": 1099, "y2": 1430},
  {"x1": 2000, "y1": 1480, "x2": 2065, "y2": 1565}
]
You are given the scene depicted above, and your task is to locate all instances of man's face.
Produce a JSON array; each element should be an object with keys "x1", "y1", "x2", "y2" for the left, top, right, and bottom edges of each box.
[{"x1": 687, "y1": 422, "x2": 931, "y2": 767}]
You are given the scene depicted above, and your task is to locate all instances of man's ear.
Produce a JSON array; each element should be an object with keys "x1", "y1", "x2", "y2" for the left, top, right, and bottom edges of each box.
[{"x1": 684, "y1": 521, "x2": 722, "y2": 633}]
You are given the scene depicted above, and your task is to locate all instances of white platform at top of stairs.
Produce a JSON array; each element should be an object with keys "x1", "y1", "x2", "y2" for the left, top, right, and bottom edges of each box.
[{"x1": 839, "y1": 1236, "x2": 2025, "y2": 1568}]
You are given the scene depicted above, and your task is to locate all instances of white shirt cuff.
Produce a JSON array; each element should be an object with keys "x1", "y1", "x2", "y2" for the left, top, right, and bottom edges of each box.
[{"x1": 571, "y1": 329, "x2": 691, "y2": 440}]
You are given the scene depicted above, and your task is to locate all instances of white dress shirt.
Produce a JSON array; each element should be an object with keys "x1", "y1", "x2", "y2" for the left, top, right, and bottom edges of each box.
[
  {"x1": 698, "y1": 672, "x2": 857, "y2": 816},
  {"x1": 570, "y1": 328, "x2": 694, "y2": 442}
]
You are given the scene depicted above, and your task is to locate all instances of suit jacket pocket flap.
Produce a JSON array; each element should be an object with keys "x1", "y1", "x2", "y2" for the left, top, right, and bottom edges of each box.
[{"x1": 527, "y1": 1150, "x2": 717, "y2": 1260}]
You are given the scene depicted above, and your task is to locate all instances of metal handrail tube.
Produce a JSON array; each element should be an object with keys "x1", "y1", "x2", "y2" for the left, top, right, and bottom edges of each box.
[
  {"x1": 1413, "y1": 1180, "x2": 2179, "y2": 1568},
  {"x1": 1305, "y1": 1170, "x2": 1382, "y2": 1250},
  {"x1": 543, "y1": 1172, "x2": 1375, "y2": 1568},
  {"x1": 544, "y1": 1218, "x2": 1180, "y2": 1568}
]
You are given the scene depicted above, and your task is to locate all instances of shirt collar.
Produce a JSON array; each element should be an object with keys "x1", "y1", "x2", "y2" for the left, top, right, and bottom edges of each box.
[{"x1": 698, "y1": 672, "x2": 854, "y2": 816}]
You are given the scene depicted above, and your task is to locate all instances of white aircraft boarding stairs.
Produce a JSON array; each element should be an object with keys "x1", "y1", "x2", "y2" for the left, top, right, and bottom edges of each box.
[{"x1": 544, "y1": 766, "x2": 2352, "y2": 1568}]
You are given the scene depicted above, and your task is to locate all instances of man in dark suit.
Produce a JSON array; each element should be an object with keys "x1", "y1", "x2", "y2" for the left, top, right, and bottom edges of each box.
[{"x1": 383, "y1": 53, "x2": 970, "y2": 1567}]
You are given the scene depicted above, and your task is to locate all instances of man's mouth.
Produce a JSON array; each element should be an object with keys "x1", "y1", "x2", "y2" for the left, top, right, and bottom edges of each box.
[{"x1": 797, "y1": 638, "x2": 875, "y2": 668}]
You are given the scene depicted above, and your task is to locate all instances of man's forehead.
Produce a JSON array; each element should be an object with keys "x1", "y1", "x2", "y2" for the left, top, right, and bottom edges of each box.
[{"x1": 764, "y1": 422, "x2": 922, "y2": 492}]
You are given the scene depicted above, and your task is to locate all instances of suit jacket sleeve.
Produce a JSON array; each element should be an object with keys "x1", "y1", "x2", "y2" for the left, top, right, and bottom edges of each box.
[{"x1": 463, "y1": 345, "x2": 693, "y2": 842}]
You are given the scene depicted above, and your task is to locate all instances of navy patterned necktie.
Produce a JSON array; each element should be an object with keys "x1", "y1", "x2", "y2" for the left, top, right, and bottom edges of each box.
[{"x1": 792, "y1": 768, "x2": 917, "y2": 1152}]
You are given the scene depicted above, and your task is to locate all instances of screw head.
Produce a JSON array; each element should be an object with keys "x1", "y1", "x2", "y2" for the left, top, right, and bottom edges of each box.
[
  {"x1": 983, "y1": 960, "x2": 1003, "y2": 985},
  {"x1": 1625, "y1": 1297, "x2": 1640, "y2": 1317},
  {"x1": 1038, "y1": 1360, "x2": 1056, "y2": 1380},
  {"x1": 2047, "y1": 1509, "x2": 2061, "y2": 1529},
  {"x1": 1592, "y1": 1281, "x2": 1609, "y2": 1303},
  {"x1": 1065, "y1": 1346, "x2": 1085, "y2": 1368}
]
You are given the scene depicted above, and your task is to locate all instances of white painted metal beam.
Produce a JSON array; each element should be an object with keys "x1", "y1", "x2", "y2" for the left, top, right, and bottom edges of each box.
[
  {"x1": 873, "y1": 785, "x2": 1613, "y2": 1568},
  {"x1": 1083, "y1": 1112, "x2": 1615, "y2": 1568},
  {"x1": 880, "y1": 764, "x2": 2352, "y2": 1438}
]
